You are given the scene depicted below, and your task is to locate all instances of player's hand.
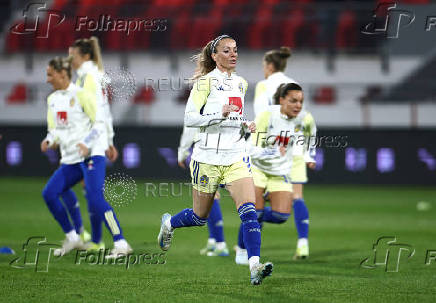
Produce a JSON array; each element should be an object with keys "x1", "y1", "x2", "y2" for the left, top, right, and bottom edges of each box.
[
  {"x1": 40, "y1": 140, "x2": 50, "y2": 153},
  {"x1": 279, "y1": 146, "x2": 287, "y2": 156},
  {"x1": 222, "y1": 104, "x2": 239, "y2": 117},
  {"x1": 105, "y1": 145, "x2": 119, "y2": 162},
  {"x1": 307, "y1": 162, "x2": 316, "y2": 170},
  {"x1": 77, "y1": 143, "x2": 89, "y2": 157},
  {"x1": 178, "y1": 161, "x2": 186, "y2": 169},
  {"x1": 245, "y1": 121, "x2": 256, "y2": 133}
]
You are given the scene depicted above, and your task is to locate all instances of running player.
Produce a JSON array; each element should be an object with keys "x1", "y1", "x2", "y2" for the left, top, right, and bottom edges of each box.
[
  {"x1": 248, "y1": 47, "x2": 315, "y2": 260},
  {"x1": 158, "y1": 35, "x2": 273, "y2": 285},
  {"x1": 41, "y1": 56, "x2": 99, "y2": 256},
  {"x1": 178, "y1": 126, "x2": 229, "y2": 257},
  {"x1": 69, "y1": 37, "x2": 131, "y2": 258}
]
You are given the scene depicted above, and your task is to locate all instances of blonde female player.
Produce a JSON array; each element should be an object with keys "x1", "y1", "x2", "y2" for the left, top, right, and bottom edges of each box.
[
  {"x1": 249, "y1": 47, "x2": 316, "y2": 261},
  {"x1": 69, "y1": 37, "x2": 131, "y2": 258},
  {"x1": 41, "y1": 57, "x2": 93, "y2": 256},
  {"x1": 158, "y1": 35, "x2": 273, "y2": 285}
]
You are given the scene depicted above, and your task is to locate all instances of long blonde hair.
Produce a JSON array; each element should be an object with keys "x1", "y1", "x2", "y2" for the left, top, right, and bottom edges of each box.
[{"x1": 72, "y1": 36, "x2": 104, "y2": 71}]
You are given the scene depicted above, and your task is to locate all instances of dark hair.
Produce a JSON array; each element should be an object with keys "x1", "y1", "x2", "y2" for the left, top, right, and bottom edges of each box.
[
  {"x1": 273, "y1": 83, "x2": 302, "y2": 105},
  {"x1": 191, "y1": 35, "x2": 235, "y2": 80},
  {"x1": 49, "y1": 56, "x2": 72, "y2": 79},
  {"x1": 72, "y1": 36, "x2": 103, "y2": 71},
  {"x1": 264, "y1": 46, "x2": 291, "y2": 72}
]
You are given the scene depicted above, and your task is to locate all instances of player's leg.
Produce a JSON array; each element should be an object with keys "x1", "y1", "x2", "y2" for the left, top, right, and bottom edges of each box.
[
  {"x1": 201, "y1": 191, "x2": 229, "y2": 257},
  {"x1": 158, "y1": 160, "x2": 217, "y2": 251},
  {"x1": 226, "y1": 176, "x2": 273, "y2": 285},
  {"x1": 290, "y1": 155, "x2": 310, "y2": 259},
  {"x1": 262, "y1": 173, "x2": 293, "y2": 225},
  {"x1": 59, "y1": 165, "x2": 90, "y2": 242},
  {"x1": 42, "y1": 164, "x2": 84, "y2": 256},
  {"x1": 235, "y1": 185, "x2": 264, "y2": 265},
  {"x1": 292, "y1": 183, "x2": 309, "y2": 259},
  {"x1": 81, "y1": 156, "x2": 131, "y2": 257},
  {"x1": 42, "y1": 165, "x2": 75, "y2": 234}
]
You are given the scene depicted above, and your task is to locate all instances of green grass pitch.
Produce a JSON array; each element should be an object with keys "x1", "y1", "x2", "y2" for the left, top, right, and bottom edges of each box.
[{"x1": 1, "y1": 177, "x2": 436, "y2": 302}]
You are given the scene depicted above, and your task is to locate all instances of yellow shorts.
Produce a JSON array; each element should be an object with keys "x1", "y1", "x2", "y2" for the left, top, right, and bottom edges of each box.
[
  {"x1": 252, "y1": 166, "x2": 293, "y2": 193},
  {"x1": 190, "y1": 158, "x2": 252, "y2": 194},
  {"x1": 291, "y1": 155, "x2": 308, "y2": 183}
]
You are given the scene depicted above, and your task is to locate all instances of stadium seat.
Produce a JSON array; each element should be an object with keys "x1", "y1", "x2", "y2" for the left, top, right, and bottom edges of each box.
[
  {"x1": 7, "y1": 83, "x2": 28, "y2": 104},
  {"x1": 313, "y1": 86, "x2": 336, "y2": 104},
  {"x1": 134, "y1": 86, "x2": 155, "y2": 104}
]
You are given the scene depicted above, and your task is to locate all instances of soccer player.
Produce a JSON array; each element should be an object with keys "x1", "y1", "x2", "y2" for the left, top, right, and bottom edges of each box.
[
  {"x1": 158, "y1": 35, "x2": 273, "y2": 285},
  {"x1": 69, "y1": 37, "x2": 131, "y2": 258},
  {"x1": 247, "y1": 47, "x2": 315, "y2": 261},
  {"x1": 249, "y1": 83, "x2": 316, "y2": 260},
  {"x1": 178, "y1": 126, "x2": 229, "y2": 257},
  {"x1": 41, "y1": 56, "x2": 99, "y2": 256}
]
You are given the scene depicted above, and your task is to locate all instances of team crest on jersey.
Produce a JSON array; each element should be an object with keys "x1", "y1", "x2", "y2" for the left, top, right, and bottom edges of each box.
[
  {"x1": 69, "y1": 98, "x2": 75, "y2": 107},
  {"x1": 56, "y1": 111, "x2": 68, "y2": 125},
  {"x1": 238, "y1": 82, "x2": 244, "y2": 94},
  {"x1": 295, "y1": 124, "x2": 302, "y2": 133},
  {"x1": 200, "y1": 175, "x2": 209, "y2": 186}
]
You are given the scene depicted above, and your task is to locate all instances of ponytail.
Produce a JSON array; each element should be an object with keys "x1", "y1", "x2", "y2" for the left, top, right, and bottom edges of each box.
[
  {"x1": 264, "y1": 46, "x2": 292, "y2": 73},
  {"x1": 72, "y1": 36, "x2": 104, "y2": 71},
  {"x1": 191, "y1": 40, "x2": 216, "y2": 80}
]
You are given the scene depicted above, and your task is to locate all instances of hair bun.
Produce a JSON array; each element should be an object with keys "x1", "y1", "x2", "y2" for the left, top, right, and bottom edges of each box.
[{"x1": 278, "y1": 46, "x2": 291, "y2": 58}]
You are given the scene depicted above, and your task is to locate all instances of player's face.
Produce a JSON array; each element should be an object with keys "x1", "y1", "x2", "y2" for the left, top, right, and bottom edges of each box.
[
  {"x1": 46, "y1": 65, "x2": 63, "y2": 90},
  {"x1": 70, "y1": 47, "x2": 86, "y2": 70},
  {"x1": 213, "y1": 39, "x2": 237, "y2": 72},
  {"x1": 280, "y1": 90, "x2": 303, "y2": 118}
]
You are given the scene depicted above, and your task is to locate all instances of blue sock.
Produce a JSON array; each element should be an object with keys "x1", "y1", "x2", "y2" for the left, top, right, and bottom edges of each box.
[
  {"x1": 237, "y1": 223, "x2": 245, "y2": 249},
  {"x1": 207, "y1": 199, "x2": 224, "y2": 242},
  {"x1": 238, "y1": 203, "x2": 261, "y2": 259},
  {"x1": 42, "y1": 187, "x2": 74, "y2": 234},
  {"x1": 170, "y1": 208, "x2": 207, "y2": 229},
  {"x1": 293, "y1": 198, "x2": 309, "y2": 238},
  {"x1": 263, "y1": 206, "x2": 290, "y2": 224},
  {"x1": 61, "y1": 190, "x2": 83, "y2": 235},
  {"x1": 256, "y1": 208, "x2": 264, "y2": 229}
]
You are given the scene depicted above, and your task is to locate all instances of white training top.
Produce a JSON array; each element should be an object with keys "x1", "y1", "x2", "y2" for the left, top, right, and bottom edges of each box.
[
  {"x1": 75, "y1": 61, "x2": 111, "y2": 156},
  {"x1": 184, "y1": 68, "x2": 250, "y2": 166},
  {"x1": 45, "y1": 83, "x2": 105, "y2": 164},
  {"x1": 253, "y1": 71, "x2": 298, "y2": 116}
]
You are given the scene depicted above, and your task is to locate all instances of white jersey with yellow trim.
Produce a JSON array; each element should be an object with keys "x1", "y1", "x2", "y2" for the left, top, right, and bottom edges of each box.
[
  {"x1": 45, "y1": 83, "x2": 104, "y2": 164},
  {"x1": 249, "y1": 105, "x2": 302, "y2": 176},
  {"x1": 184, "y1": 68, "x2": 249, "y2": 166},
  {"x1": 292, "y1": 110, "x2": 317, "y2": 163},
  {"x1": 75, "y1": 61, "x2": 110, "y2": 156},
  {"x1": 253, "y1": 72, "x2": 298, "y2": 116}
]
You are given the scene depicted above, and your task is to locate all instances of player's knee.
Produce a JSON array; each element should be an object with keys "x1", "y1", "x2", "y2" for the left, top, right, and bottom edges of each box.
[{"x1": 42, "y1": 186, "x2": 57, "y2": 202}]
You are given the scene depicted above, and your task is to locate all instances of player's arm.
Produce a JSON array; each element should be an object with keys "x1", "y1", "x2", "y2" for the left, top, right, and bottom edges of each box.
[
  {"x1": 76, "y1": 74, "x2": 106, "y2": 156},
  {"x1": 303, "y1": 112, "x2": 317, "y2": 168},
  {"x1": 184, "y1": 77, "x2": 236, "y2": 127},
  {"x1": 248, "y1": 111, "x2": 279, "y2": 159},
  {"x1": 253, "y1": 81, "x2": 268, "y2": 117},
  {"x1": 178, "y1": 126, "x2": 197, "y2": 166},
  {"x1": 41, "y1": 97, "x2": 58, "y2": 152}
]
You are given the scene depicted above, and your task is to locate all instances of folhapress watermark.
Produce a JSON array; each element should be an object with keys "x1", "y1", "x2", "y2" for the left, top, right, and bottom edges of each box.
[{"x1": 360, "y1": 236, "x2": 436, "y2": 272}]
